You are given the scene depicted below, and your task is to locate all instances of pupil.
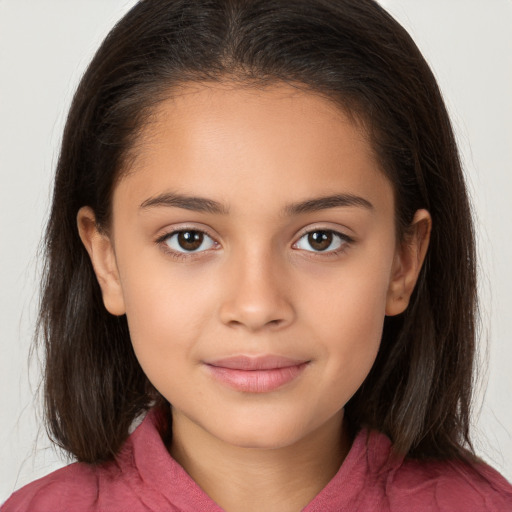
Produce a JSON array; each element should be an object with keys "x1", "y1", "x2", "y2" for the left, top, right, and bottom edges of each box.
[
  {"x1": 178, "y1": 231, "x2": 203, "y2": 251},
  {"x1": 308, "y1": 231, "x2": 332, "y2": 251}
]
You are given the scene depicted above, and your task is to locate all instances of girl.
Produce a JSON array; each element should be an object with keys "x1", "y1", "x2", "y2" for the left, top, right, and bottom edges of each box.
[{"x1": 3, "y1": 0, "x2": 512, "y2": 510}]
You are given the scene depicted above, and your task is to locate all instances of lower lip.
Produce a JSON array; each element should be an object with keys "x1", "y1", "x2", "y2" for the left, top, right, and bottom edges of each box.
[{"x1": 205, "y1": 363, "x2": 309, "y2": 393}]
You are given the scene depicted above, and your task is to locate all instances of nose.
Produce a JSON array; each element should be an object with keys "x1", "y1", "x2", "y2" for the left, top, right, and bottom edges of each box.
[{"x1": 218, "y1": 249, "x2": 296, "y2": 332}]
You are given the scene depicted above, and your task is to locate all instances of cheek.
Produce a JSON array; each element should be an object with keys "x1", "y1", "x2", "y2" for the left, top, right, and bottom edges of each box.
[
  {"x1": 316, "y1": 286, "x2": 385, "y2": 374},
  {"x1": 302, "y1": 251, "x2": 393, "y2": 390},
  {"x1": 118, "y1": 258, "x2": 218, "y2": 386},
  {"x1": 302, "y1": 245, "x2": 392, "y2": 332}
]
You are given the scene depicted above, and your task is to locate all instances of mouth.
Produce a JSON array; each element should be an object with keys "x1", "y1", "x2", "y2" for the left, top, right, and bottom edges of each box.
[{"x1": 204, "y1": 355, "x2": 310, "y2": 393}]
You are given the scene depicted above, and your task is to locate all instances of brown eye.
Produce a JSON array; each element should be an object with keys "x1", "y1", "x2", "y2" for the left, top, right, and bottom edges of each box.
[
  {"x1": 178, "y1": 231, "x2": 203, "y2": 251},
  {"x1": 295, "y1": 230, "x2": 348, "y2": 253},
  {"x1": 164, "y1": 230, "x2": 216, "y2": 253},
  {"x1": 307, "y1": 231, "x2": 333, "y2": 251}
]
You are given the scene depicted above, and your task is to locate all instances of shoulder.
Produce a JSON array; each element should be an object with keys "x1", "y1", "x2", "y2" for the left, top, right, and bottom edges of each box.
[
  {"x1": 2, "y1": 413, "x2": 152, "y2": 512},
  {"x1": 362, "y1": 430, "x2": 512, "y2": 512},
  {"x1": 2, "y1": 461, "x2": 104, "y2": 512},
  {"x1": 1, "y1": 410, "x2": 191, "y2": 512},
  {"x1": 368, "y1": 433, "x2": 512, "y2": 512},
  {"x1": 389, "y1": 456, "x2": 512, "y2": 511},
  {"x1": 2, "y1": 445, "x2": 150, "y2": 512}
]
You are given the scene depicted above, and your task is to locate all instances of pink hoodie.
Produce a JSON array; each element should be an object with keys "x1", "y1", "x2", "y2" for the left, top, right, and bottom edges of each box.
[{"x1": 3, "y1": 410, "x2": 512, "y2": 511}]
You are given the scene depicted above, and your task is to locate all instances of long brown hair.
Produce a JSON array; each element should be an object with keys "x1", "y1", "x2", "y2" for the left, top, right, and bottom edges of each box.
[{"x1": 38, "y1": 0, "x2": 477, "y2": 463}]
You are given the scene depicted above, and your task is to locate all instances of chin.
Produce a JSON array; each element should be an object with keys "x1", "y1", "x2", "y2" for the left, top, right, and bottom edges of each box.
[{"x1": 208, "y1": 412, "x2": 316, "y2": 450}]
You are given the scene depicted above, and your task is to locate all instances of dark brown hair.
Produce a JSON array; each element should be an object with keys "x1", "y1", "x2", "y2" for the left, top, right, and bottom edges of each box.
[{"x1": 38, "y1": 0, "x2": 477, "y2": 463}]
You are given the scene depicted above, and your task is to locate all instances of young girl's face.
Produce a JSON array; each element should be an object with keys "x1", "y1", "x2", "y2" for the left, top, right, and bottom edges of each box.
[{"x1": 80, "y1": 83, "x2": 428, "y2": 451}]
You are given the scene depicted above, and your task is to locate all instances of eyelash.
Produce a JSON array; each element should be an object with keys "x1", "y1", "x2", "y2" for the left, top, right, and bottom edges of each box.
[
  {"x1": 293, "y1": 229, "x2": 353, "y2": 257},
  {"x1": 155, "y1": 227, "x2": 354, "y2": 261},
  {"x1": 155, "y1": 228, "x2": 218, "y2": 261}
]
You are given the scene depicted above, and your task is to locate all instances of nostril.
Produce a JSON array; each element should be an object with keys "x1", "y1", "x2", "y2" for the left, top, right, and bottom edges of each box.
[{"x1": 217, "y1": 275, "x2": 296, "y2": 331}]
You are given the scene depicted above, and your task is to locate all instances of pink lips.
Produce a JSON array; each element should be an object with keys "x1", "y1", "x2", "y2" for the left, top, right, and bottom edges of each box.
[{"x1": 204, "y1": 356, "x2": 309, "y2": 393}]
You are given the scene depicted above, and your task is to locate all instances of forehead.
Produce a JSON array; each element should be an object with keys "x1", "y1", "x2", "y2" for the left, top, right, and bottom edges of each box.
[{"x1": 115, "y1": 82, "x2": 392, "y2": 216}]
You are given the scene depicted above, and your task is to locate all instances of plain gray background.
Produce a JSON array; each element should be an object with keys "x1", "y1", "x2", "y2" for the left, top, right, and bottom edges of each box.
[{"x1": 1, "y1": 0, "x2": 511, "y2": 502}]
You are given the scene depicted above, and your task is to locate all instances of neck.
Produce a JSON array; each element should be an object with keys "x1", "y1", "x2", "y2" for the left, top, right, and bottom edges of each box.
[{"x1": 169, "y1": 409, "x2": 350, "y2": 512}]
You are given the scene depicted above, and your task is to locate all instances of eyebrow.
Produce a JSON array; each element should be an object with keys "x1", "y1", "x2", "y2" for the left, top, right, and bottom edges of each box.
[
  {"x1": 139, "y1": 192, "x2": 373, "y2": 215},
  {"x1": 140, "y1": 192, "x2": 229, "y2": 215},
  {"x1": 283, "y1": 194, "x2": 374, "y2": 215}
]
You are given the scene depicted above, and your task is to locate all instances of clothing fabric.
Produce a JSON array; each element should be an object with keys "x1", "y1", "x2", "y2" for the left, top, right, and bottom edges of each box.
[{"x1": 3, "y1": 410, "x2": 512, "y2": 512}]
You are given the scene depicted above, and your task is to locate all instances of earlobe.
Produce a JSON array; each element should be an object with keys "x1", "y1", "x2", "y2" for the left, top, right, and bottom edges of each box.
[
  {"x1": 385, "y1": 209, "x2": 431, "y2": 316},
  {"x1": 77, "y1": 207, "x2": 126, "y2": 316}
]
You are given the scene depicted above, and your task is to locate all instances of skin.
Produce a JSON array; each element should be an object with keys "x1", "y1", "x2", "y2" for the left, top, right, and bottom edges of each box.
[{"x1": 78, "y1": 83, "x2": 430, "y2": 512}]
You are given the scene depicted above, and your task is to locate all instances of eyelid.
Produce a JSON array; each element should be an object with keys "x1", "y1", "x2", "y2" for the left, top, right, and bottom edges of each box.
[
  {"x1": 293, "y1": 223, "x2": 355, "y2": 242},
  {"x1": 155, "y1": 224, "x2": 220, "y2": 259},
  {"x1": 292, "y1": 225, "x2": 354, "y2": 254},
  {"x1": 154, "y1": 223, "x2": 218, "y2": 242},
  {"x1": 154, "y1": 223, "x2": 354, "y2": 260}
]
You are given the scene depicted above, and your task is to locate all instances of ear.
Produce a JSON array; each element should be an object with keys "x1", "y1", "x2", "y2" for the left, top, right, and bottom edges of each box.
[
  {"x1": 386, "y1": 209, "x2": 431, "y2": 316},
  {"x1": 77, "y1": 206, "x2": 126, "y2": 316}
]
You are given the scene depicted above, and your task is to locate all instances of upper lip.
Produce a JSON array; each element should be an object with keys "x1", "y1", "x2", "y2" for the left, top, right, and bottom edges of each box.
[{"x1": 205, "y1": 355, "x2": 309, "y2": 371}]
